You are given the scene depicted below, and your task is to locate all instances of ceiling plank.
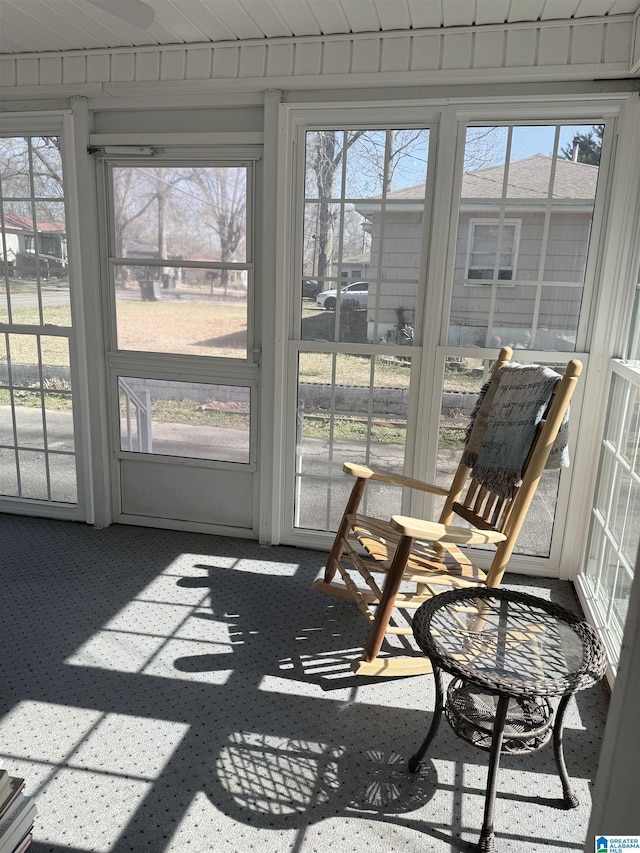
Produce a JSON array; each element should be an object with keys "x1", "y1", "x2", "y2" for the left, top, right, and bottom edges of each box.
[
  {"x1": 573, "y1": 0, "x2": 618, "y2": 16},
  {"x1": 236, "y1": 0, "x2": 293, "y2": 39},
  {"x1": 164, "y1": 0, "x2": 239, "y2": 43},
  {"x1": 65, "y1": 0, "x2": 155, "y2": 47},
  {"x1": 406, "y1": 0, "x2": 444, "y2": 29},
  {"x1": 374, "y1": 0, "x2": 412, "y2": 31},
  {"x1": 442, "y1": 0, "x2": 476, "y2": 27},
  {"x1": 68, "y1": 0, "x2": 158, "y2": 47},
  {"x1": 608, "y1": 0, "x2": 640, "y2": 11},
  {"x1": 539, "y1": 0, "x2": 581, "y2": 21},
  {"x1": 307, "y1": 0, "x2": 352, "y2": 35},
  {"x1": 265, "y1": 0, "x2": 321, "y2": 37},
  {"x1": 339, "y1": 0, "x2": 381, "y2": 33},
  {"x1": 201, "y1": 1, "x2": 267, "y2": 41},
  {"x1": 474, "y1": 1, "x2": 511, "y2": 26},
  {"x1": 507, "y1": 0, "x2": 545, "y2": 23},
  {"x1": 0, "y1": 19, "x2": 60, "y2": 54},
  {"x1": 147, "y1": 0, "x2": 214, "y2": 44},
  {"x1": 1, "y1": 2, "x2": 91, "y2": 52}
]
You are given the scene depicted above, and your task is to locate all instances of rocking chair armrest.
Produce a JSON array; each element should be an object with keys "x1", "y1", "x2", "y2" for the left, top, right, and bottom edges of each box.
[
  {"x1": 343, "y1": 462, "x2": 449, "y2": 495},
  {"x1": 390, "y1": 515, "x2": 507, "y2": 545}
]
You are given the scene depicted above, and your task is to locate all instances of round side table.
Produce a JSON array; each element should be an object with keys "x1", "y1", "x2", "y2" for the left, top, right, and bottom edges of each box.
[{"x1": 409, "y1": 587, "x2": 607, "y2": 853}]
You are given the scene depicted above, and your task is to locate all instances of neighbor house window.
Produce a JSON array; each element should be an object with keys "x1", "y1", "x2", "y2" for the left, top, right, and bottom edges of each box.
[{"x1": 466, "y1": 219, "x2": 520, "y2": 283}]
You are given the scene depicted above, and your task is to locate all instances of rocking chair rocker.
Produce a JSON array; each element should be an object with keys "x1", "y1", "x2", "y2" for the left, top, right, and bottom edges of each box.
[{"x1": 313, "y1": 346, "x2": 583, "y2": 677}]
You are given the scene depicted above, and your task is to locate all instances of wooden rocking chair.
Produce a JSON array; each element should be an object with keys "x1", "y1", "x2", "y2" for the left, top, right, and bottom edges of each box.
[{"x1": 313, "y1": 347, "x2": 583, "y2": 677}]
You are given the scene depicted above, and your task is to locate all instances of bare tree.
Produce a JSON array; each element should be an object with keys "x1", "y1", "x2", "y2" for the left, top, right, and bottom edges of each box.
[
  {"x1": 0, "y1": 136, "x2": 64, "y2": 220},
  {"x1": 305, "y1": 129, "x2": 430, "y2": 278},
  {"x1": 307, "y1": 130, "x2": 366, "y2": 278},
  {"x1": 463, "y1": 127, "x2": 505, "y2": 172},
  {"x1": 189, "y1": 167, "x2": 246, "y2": 293}
]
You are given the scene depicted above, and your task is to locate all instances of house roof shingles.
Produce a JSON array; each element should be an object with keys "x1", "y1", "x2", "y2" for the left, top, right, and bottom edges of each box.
[
  {"x1": 386, "y1": 154, "x2": 599, "y2": 201},
  {"x1": 2, "y1": 210, "x2": 65, "y2": 232},
  {"x1": 462, "y1": 154, "x2": 598, "y2": 199}
]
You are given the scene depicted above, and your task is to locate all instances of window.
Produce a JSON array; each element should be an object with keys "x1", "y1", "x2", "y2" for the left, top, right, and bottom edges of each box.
[
  {"x1": 293, "y1": 125, "x2": 430, "y2": 532},
  {"x1": 581, "y1": 263, "x2": 640, "y2": 670},
  {"x1": 449, "y1": 123, "x2": 601, "y2": 350},
  {"x1": 24, "y1": 233, "x2": 61, "y2": 257},
  {"x1": 466, "y1": 220, "x2": 519, "y2": 283},
  {"x1": 118, "y1": 378, "x2": 251, "y2": 463},
  {"x1": 110, "y1": 164, "x2": 251, "y2": 360},
  {"x1": 0, "y1": 135, "x2": 78, "y2": 506}
]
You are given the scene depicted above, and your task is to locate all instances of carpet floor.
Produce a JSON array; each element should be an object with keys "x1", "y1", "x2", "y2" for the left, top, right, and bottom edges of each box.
[{"x1": 0, "y1": 514, "x2": 609, "y2": 852}]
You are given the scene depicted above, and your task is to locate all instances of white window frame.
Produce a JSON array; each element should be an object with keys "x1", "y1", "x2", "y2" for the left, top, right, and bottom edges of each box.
[
  {"x1": 464, "y1": 218, "x2": 521, "y2": 286},
  {"x1": 277, "y1": 104, "x2": 441, "y2": 548},
  {"x1": 273, "y1": 97, "x2": 633, "y2": 575},
  {"x1": 100, "y1": 154, "x2": 256, "y2": 365},
  {"x1": 0, "y1": 111, "x2": 91, "y2": 521}
]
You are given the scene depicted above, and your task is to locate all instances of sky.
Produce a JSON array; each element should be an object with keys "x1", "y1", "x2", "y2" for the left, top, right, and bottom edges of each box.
[{"x1": 466, "y1": 123, "x2": 601, "y2": 170}]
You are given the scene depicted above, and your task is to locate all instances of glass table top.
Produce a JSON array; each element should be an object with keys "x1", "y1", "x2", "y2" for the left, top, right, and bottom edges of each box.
[{"x1": 413, "y1": 588, "x2": 606, "y2": 697}]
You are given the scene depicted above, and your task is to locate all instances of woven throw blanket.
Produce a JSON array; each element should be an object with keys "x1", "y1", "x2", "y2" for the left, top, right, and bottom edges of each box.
[{"x1": 461, "y1": 363, "x2": 569, "y2": 500}]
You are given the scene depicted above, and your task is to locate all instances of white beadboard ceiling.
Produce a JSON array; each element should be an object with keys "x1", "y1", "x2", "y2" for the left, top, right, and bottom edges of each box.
[{"x1": 1, "y1": 0, "x2": 639, "y2": 56}]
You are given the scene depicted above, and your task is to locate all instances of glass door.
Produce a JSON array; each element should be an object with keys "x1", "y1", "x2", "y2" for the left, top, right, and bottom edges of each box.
[
  {"x1": 0, "y1": 134, "x2": 83, "y2": 515},
  {"x1": 103, "y1": 157, "x2": 259, "y2": 531}
]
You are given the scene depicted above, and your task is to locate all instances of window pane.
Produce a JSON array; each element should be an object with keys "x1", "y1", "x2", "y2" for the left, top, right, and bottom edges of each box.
[
  {"x1": 622, "y1": 478, "x2": 640, "y2": 567},
  {"x1": 18, "y1": 449, "x2": 49, "y2": 500},
  {"x1": 0, "y1": 136, "x2": 78, "y2": 508},
  {"x1": 114, "y1": 265, "x2": 247, "y2": 357},
  {"x1": 48, "y1": 452, "x2": 77, "y2": 503},
  {"x1": 0, "y1": 448, "x2": 19, "y2": 496},
  {"x1": 0, "y1": 136, "x2": 64, "y2": 200},
  {"x1": 300, "y1": 129, "x2": 427, "y2": 346},
  {"x1": 627, "y1": 263, "x2": 640, "y2": 360},
  {"x1": 543, "y1": 211, "x2": 592, "y2": 283},
  {"x1": 435, "y1": 355, "x2": 564, "y2": 557},
  {"x1": 1, "y1": 198, "x2": 70, "y2": 328},
  {"x1": 344, "y1": 130, "x2": 387, "y2": 198},
  {"x1": 112, "y1": 164, "x2": 250, "y2": 359},
  {"x1": 304, "y1": 131, "x2": 344, "y2": 200},
  {"x1": 295, "y1": 350, "x2": 410, "y2": 530},
  {"x1": 113, "y1": 166, "x2": 247, "y2": 263},
  {"x1": 118, "y1": 378, "x2": 250, "y2": 463},
  {"x1": 621, "y1": 384, "x2": 640, "y2": 468},
  {"x1": 582, "y1": 356, "x2": 639, "y2": 671},
  {"x1": 450, "y1": 123, "x2": 601, "y2": 351}
]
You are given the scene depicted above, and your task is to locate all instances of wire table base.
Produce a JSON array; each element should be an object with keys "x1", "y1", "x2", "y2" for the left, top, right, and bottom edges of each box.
[{"x1": 408, "y1": 588, "x2": 607, "y2": 853}]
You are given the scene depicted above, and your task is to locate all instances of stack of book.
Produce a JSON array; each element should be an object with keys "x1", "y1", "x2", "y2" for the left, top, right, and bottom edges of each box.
[{"x1": 0, "y1": 770, "x2": 36, "y2": 853}]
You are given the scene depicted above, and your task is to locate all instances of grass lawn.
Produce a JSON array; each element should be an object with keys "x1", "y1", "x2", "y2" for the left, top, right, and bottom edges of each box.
[
  {"x1": 2, "y1": 306, "x2": 71, "y2": 366},
  {"x1": 2, "y1": 299, "x2": 484, "y2": 444},
  {"x1": 116, "y1": 297, "x2": 248, "y2": 358}
]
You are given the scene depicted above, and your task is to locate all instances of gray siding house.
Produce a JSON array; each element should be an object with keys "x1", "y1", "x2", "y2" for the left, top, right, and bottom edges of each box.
[{"x1": 359, "y1": 154, "x2": 598, "y2": 347}]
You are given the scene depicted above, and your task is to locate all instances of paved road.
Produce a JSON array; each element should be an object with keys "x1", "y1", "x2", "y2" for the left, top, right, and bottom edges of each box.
[
  {"x1": 0, "y1": 405, "x2": 77, "y2": 502},
  {"x1": 0, "y1": 406, "x2": 568, "y2": 557},
  {"x1": 1, "y1": 285, "x2": 70, "y2": 309}
]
